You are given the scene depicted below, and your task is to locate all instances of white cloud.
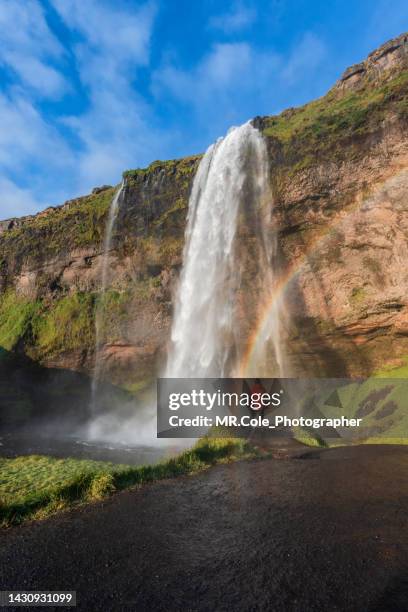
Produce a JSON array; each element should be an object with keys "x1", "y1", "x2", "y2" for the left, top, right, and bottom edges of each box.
[
  {"x1": 0, "y1": 0, "x2": 165, "y2": 215},
  {"x1": 0, "y1": 0, "x2": 67, "y2": 99},
  {"x1": 281, "y1": 33, "x2": 326, "y2": 85},
  {"x1": 0, "y1": 176, "x2": 44, "y2": 220},
  {"x1": 153, "y1": 42, "x2": 274, "y2": 130},
  {"x1": 0, "y1": 1, "x2": 77, "y2": 217},
  {"x1": 154, "y1": 42, "x2": 274, "y2": 103},
  {"x1": 2, "y1": 53, "x2": 67, "y2": 98},
  {"x1": 0, "y1": 90, "x2": 73, "y2": 173},
  {"x1": 50, "y1": 0, "x2": 155, "y2": 83},
  {"x1": 153, "y1": 33, "x2": 326, "y2": 130},
  {"x1": 209, "y1": 2, "x2": 256, "y2": 33},
  {"x1": 0, "y1": 0, "x2": 63, "y2": 57},
  {"x1": 49, "y1": 0, "x2": 162, "y2": 191}
]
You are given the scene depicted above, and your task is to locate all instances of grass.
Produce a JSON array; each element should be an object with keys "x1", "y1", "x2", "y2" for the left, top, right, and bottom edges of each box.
[
  {"x1": 0, "y1": 291, "x2": 41, "y2": 351},
  {"x1": 0, "y1": 288, "x2": 135, "y2": 363},
  {"x1": 261, "y1": 70, "x2": 408, "y2": 171},
  {"x1": 123, "y1": 155, "x2": 201, "y2": 183},
  {"x1": 33, "y1": 292, "x2": 96, "y2": 357},
  {"x1": 374, "y1": 355, "x2": 408, "y2": 378},
  {"x1": 0, "y1": 289, "x2": 97, "y2": 360},
  {"x1": 0, "y1": 437, "x2": 257, "y2": 527},
  {"x1": 0, "y1": 187, "x2": 115, "y2": 268},
  {"x1": 291, "y1": 353, "x2": 408, "y2": 448},
  {"x1": 294, "y1": 428, "x2": 328, "y2": 448}
]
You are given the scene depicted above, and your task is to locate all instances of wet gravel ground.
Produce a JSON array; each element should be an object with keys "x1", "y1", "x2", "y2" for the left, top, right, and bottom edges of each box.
[{"x1": 1, "y1": 445, "x2": 408, "y2": 611}]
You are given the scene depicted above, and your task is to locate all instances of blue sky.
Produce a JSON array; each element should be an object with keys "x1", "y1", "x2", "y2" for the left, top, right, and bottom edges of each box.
[{"x1": 0, "y1": 0, "x2": 407, "y2": 218}]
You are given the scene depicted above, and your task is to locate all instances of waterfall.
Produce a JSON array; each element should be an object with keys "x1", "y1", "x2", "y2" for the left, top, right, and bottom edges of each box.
[
  {"x1": 91, "y1": 180, "x2": 126, "y2": 410},
  {"x1": 166, "y1": 122, "x2": 284, "y2": 378}
]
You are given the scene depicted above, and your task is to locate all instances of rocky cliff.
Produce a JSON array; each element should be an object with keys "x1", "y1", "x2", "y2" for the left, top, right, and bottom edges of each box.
[{"x1": 1, "y1": 33, "x2": 408, "y2": 390}]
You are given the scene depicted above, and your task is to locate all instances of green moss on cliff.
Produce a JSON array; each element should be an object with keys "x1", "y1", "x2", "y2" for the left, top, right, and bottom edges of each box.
[
  {"x1": 262, "y1": 70, "x2": 408, "y2": 170},
  {"x1": 0, "y1": 187, "x2": 115, "y2": 269},
  {"x1": 135, "y1": 235, "x2": 184, "y2": 269},
  {"x1": 152, "y1": 197, "x2": 186, "y2": 229},
  {"x1": 0, "y1": 289, "x2": 96, "y2": 360},
  {"x1": 0, "y1": 291, "x2": 41, "y2": 351},
  {"x1": 33, "y1": 292, "x2": 95, "y2": 357},
  {"x1": 123, "y1": 155, "x2": 201, "y2": 185},
  {"x1": 349, "y1": 286, "x2": 367, "y2": 304},
  {"x1": 0, "y1": 285, "x2": 155, "y2": 370},
  {"x1": 374, "y1": 356, "x2": 408, "y2": 378},
  {"x1": 95, "y1": 289, "x2": 133, "y2": 342}
]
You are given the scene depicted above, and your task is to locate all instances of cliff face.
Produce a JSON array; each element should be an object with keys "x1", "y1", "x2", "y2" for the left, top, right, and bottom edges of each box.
[
  {"x1": 255, "y1": 33, "x2": 408, "y2": 376},
  {"x1": 0, "y1": 156, "x2": 200, "y2": 390},
  {"x1": 1, "y1": 33, "x2": 408, "y2": 389}
]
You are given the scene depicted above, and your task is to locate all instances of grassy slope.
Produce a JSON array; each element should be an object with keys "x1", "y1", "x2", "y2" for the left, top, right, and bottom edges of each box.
[
  {"x1": 0, "y1": 187, "x2": 115, "y2": 268},
  {"x1": 0, "y1": 189, "x2": 117, "y2": 362},
  {"x1": 261, "y1": 70, "x2": 408, "y2": 171},
  {"x1": 0, "y1": 438, "x2": 258, "y2": 527},
  {"x1": 123, "y1": 154, "x2": 201, "y2": 182}
]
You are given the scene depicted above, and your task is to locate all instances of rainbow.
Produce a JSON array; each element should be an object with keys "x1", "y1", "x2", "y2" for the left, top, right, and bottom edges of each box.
[{"x1": 239, "y1": 167, "x2": 408, "y2": 376}]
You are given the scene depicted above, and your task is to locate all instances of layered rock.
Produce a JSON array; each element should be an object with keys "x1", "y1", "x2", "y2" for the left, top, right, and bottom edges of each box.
[{"x1": 337, "y1": 33, "x2": 408, "y2": 91}]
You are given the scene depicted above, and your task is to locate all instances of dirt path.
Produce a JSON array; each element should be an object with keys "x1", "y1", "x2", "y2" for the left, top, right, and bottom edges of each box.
[{"x1": 1, "y1": 445, "x2": 408, "y2": 611}]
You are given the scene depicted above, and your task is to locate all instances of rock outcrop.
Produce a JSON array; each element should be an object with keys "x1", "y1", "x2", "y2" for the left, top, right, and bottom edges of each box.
[
  {"x1": 337, "y1": 33, "x2": 408, "y2": 91},
  {"x1": 1, "y1": 33, "x2": 408, "y2": 388}
]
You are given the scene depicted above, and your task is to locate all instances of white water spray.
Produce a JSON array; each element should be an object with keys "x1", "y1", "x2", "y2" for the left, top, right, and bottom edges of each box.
[
  {"x1": 166, "y1": 122, "x2": 284, "y2": 378},
  {"x1": 87, "y1": 180, "x2": 187, "y2": 454}
]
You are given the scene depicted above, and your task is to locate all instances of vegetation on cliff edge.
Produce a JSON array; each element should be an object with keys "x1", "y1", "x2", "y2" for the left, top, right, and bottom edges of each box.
[
  {"x1": 261, "y1": 70, "x2": 408, "y2": 171},
  {"x1": 0, "y1": 187, "x2": 115, "y2": 269},
  {"x1": 123, "y1": 155, "x2": 201, "y2": 185}
]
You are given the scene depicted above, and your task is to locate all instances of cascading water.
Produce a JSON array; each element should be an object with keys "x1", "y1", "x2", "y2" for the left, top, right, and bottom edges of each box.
[
  {"x1": 86, "y1": 179, "x2": 182, "y2": 452},
  {"x1": 87, "y1": 121, "x2": 285, "y2": 450},
  {"x1": 90, "y1": 179, "x2": 126, "y2": 411},
  {"x1": 86, "y1": 177, "x2": 188, "y2": 452},
  {"x1": 100, "y1": 180, "x2": 126, "y2": 302},
  {"x1": 166, "y1": 121, "x2": 285, "y2": 379}
]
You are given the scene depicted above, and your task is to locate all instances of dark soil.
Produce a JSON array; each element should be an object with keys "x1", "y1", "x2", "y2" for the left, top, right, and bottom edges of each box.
[{"x1": 1, "y1": 445, "x2": 408, "y2": 611}]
